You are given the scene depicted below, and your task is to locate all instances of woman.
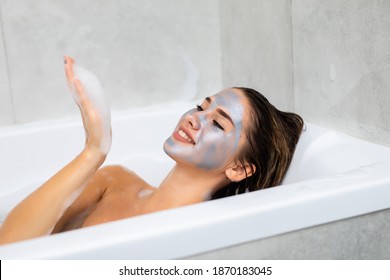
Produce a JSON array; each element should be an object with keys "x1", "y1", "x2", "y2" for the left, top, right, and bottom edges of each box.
[{"x1": 0, "y1": 56, "x2": 304, "y2": 245}]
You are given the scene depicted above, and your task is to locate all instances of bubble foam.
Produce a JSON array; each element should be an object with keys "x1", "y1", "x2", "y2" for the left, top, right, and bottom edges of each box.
[{"x1": 72, "y1": 64, "x2": 111, "y2": 154}]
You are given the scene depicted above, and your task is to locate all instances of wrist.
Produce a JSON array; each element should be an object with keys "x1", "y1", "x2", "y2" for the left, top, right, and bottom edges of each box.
[{"x1": 81, "y1": 147, "x2": 107, "y2": 168}]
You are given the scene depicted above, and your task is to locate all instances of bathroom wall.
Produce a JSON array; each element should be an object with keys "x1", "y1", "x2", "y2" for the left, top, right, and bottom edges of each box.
[
  {"x1": 292, "y1": 0, "x2": 390, "y2": 146},
  {"x1": 219, "y1": 0, "x2": 294, "y2": 111},
  {"x1": 0, "y1": 0, "x2": 222, "y2": 125},
  {"x1": 0, "y1": 8, "x2": 14, "y2": 125},
  {"x1": 1, "y1": 0, "x2": 390, "y2": 148},
  {"x1": 218, "y1": 0, "x2": 390, "y2": 147}
]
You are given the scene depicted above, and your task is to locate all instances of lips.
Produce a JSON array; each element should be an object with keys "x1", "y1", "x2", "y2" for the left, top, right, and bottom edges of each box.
[{"x1": 173, "y1": 127, "x2": 195, "y2": 145}]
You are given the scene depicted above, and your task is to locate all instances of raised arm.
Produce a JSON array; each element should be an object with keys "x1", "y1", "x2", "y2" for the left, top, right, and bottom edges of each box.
[{"x1": 0, "y1": 56, "x2": 111, "y2": 245}]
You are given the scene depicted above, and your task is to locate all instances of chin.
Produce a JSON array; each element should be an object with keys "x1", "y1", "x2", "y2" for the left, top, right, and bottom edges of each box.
[{"x1": 163, "y1": 138, "x2": 181, "y2": 161}]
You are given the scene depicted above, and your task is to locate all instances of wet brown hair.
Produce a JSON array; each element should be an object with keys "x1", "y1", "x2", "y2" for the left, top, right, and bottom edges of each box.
[{"x1": 211, "y1": 87, "x2": 304, "y2": 199}]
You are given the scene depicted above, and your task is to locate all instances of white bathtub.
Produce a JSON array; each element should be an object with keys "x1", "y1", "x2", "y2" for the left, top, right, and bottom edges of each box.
[{"x1": 1, "y1": 103, "x2": 390, "y2": 259}]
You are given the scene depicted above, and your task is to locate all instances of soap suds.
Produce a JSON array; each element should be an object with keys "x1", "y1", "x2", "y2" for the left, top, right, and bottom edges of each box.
[{"x1": 72, "y1": 64, "x2": 111, "y2": 154}]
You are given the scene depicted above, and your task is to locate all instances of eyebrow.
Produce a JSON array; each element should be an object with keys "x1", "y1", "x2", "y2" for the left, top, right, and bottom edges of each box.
[{"x1": 205, "y1": 97, "x2": 235, "y2": 126}]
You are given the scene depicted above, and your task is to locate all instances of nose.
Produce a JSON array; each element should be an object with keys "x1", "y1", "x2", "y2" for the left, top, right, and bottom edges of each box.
[{"x1": 184, "y1": 111, "x2": 201, "y2": 130}]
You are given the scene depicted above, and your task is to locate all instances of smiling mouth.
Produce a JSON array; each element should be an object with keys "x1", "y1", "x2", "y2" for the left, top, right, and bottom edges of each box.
[{"x1": 173, "y1": 128, "x2": 195, "y2": 145}]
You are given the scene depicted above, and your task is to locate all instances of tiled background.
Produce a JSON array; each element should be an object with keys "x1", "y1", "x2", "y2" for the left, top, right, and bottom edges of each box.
[
  {"x1": 219, "y1": 0, "x2": 294, "y2": 111},
  {"x1": 292, "y1": 0, "x2": 390, "y2": 146},
  {"x1": 0, "y1": 0, "x2": 223, "y2": 124},
  {"x1": 220, "y1": 0, "x2": 390, "y2": 146},
  {"x1": 0, "y1": 8, "x2": 14, "y2": 125},
  {"x1": 1, "y1": 0, "x2": 390, "y2": 148}
]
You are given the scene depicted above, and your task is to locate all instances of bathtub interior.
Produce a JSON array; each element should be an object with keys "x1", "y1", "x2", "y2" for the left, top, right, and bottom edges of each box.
[
  {"x1": 1, "y1": 103, "x2": 390, "y2": 259},
  {"x1": 282, "y1": 123, "x2": 390, "y2": 184}
]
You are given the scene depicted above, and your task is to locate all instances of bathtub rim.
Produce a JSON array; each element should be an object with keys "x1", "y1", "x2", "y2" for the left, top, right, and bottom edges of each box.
[{"x1": 1, "y1": 167, "x2": 390, "y2": 259}]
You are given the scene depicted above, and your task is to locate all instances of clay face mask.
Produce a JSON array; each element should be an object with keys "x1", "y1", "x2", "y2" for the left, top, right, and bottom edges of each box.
[{"x1": 163, "y1": 89, "x2": 244, "y2": 170}]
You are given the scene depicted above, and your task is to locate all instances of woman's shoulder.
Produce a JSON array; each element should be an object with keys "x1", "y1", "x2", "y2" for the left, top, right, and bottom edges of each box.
[
  {"x1": 98, "y1": 164, "x2": 134, "y2": 176},
  {"x1": 97, "y1": 165, "x2": 154, "y2": 191}
]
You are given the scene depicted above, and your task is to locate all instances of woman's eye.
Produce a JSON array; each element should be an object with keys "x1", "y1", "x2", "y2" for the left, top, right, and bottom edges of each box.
[
  {"x1": 196, "y1": 105, "x2": 203, "y2": 112},
  {"x1": 213, "y1": 120, "x2": 224, "y2": 131}
]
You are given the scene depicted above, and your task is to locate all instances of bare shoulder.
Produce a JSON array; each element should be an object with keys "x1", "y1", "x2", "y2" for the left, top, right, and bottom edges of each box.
[{"x1": 97, "y1": 165, "x2": 155, "y2": 192}]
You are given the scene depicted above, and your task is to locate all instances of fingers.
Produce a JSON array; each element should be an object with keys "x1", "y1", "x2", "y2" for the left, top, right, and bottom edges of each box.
[
  {"x1": 74, "y1": 79, "x2": 98, "y2": 144},
  {"x1": 64, "y1": 56, "x2": 75, "y2": 90},
  {"x1": 74, "y1": 79, "x2": 89, "y2": 109},
  {"x1": 63, "y1": 57, "x2": 111, "y2": 154},
  {"x1": 65, "y1": 57, "x2": 92, "y2": 111},
  {"x1": 64, "y1": 55, "x2": 75, "y2": 66},
  {"x1": 64, "y1": 56, "x2": 87, "y2": 110},
  {"x1": 74, "y1": 79, "x2": 100, "y2": 123}
]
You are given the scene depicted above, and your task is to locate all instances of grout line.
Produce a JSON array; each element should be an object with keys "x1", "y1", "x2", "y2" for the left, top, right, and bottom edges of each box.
[
  {"x1": 217, "y1": 0, "x2": 225, "y2": 89},
  {"x1": 0, "y1": 2, "x2": 16, "y2": 124},
  {"x1": 290, "y1": 0, "x2": 296, "y2": 112}
]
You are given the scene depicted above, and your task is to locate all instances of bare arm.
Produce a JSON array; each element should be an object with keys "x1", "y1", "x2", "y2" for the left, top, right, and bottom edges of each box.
[
  {"x1": 51, "y1": 165, "x2": 111, "y2": 233},
  {"x1": 0, "y1": 56, "x2": 111, "y2": 245}
]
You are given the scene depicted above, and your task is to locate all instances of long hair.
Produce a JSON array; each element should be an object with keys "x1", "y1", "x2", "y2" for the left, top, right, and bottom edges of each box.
[{"x1": 211, "y1": 87, "x2": 304, "y2": 199}]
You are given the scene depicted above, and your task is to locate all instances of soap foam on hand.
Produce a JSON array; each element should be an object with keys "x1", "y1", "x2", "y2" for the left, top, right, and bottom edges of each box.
[{"x1": 72, "y1": 63, "x2": 111, "y2": 154}]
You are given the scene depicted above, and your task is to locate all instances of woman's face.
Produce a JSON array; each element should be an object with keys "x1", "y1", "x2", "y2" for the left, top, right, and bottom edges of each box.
[{"x1": 163, "y1": 88, "x2": 249, "y2": 171}]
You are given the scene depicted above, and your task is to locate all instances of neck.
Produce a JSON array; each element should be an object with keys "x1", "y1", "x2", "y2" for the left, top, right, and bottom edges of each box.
[{"x1": 146, "y1": 163, "x2": 228, "y2": 210}]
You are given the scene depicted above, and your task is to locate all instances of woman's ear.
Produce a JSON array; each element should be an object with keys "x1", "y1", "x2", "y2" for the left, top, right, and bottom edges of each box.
[{"x1": 225, "y1": 163, "x2": 256, "y2": 182}]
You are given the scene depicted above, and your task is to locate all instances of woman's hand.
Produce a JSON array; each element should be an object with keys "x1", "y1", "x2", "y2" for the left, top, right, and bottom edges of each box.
[{"x1": 64, "y1": 56, "x2": 111, "y2": 158}]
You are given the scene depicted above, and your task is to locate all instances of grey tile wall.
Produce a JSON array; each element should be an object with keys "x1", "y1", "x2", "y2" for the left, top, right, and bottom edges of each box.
[
  {"x1": 0, "y1": 0, "x2": 222, "y2": 124},
  {"x1": 219, "y1": 0, "x2": 294, "y2": 111},
  {"x1": 292, "y1": 0, "x2": 390, "y2": 146},
  {"x1": 0, "y1": 7, "x2": 14, "y2": 126},
  {"x1": 2, "y1": 0, "x2": 390, "y2": 148}
]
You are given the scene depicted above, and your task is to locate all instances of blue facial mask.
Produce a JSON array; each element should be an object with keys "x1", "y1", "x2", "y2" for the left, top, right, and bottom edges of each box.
[{"x1": 163, "y1": 89, "x2": 244, "y2": 170}]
